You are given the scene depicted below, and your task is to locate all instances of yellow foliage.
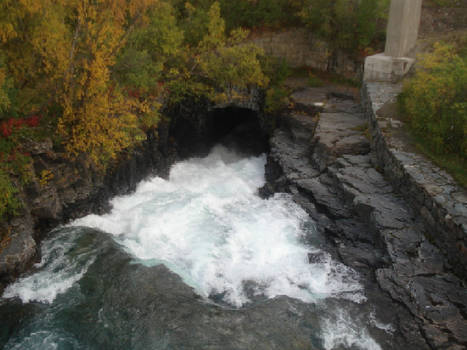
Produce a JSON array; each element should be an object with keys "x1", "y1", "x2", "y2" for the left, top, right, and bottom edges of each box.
[
  {"x1": 39, "y1": 169, "x2": 54, "y2": 187},
  {"x1": 55, "y1": 0, "x2": 159, "y2": 167},
  {"x1": 168, "y1": 1, "x2": 268, "y2": 105},
  {"x1": 0, "y1": 0, "x2": 269, "y2": 170}
]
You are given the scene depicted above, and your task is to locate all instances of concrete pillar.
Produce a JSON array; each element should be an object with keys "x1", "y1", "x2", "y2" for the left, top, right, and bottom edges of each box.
[
  {"x1": 363, "y1": 0, "x2": 423, "y2": 82},
  {"x1": 385, "y1": 0, "x2": 423, "y2": 57}
]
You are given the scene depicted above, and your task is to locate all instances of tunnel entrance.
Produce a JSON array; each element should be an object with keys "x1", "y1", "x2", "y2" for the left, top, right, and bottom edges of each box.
[
  {"x1": 206, "y1": 107, "x2": 268, "y2": 156},
  {"x1": 172, "y1": 106, "x2": 268, "y2": 159}
]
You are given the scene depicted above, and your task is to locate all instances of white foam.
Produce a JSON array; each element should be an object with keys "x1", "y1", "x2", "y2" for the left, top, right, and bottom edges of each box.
[
  {"x1": 5, "y1": 330, "x2": 83, "y2": 350},
  {"x1": 2, "y1": 231, "x2": 95, "y2": 304},
  {"x1": 369, "y1": 312, "x2": 395, "y2": 334},
  {"x1": 322, "y1": 310, "x2": 382, "y2": 350},
  {"x1": 73, "y1": 145, "x2": 364, "y2": 306}
]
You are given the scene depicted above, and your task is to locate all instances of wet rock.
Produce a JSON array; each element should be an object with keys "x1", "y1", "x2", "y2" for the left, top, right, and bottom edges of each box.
[
  {"x1": 362, "y1": 82, "x2": 467, "y2": 280},
  {"x1": 290, "y1": 87, "x2": 327, "y2": 112},
  {"x1": 315, "y1": 112, "x2": 370, "y2": 159},
  {"x1": 0, "y1": 127, "x2": 177, "y2": 291},
  {"x1": 337, "y1": 243, "x2": 384, "y2": 270},
  {"x1": 307, "y1": 251, "x2": 327, "y2": 264},
  {"x1": 31, "y1": 186, "x2": 62, "y2": 221},
  {"x1": 265, "y1": 90, "x2": 466, "y2": 349},
  {"x1": 270, "y1": 130, "x2": 319, "y2": 181},
  {"x1": 0, "y1": 215, "x2": 37, "y2": 292},
  {"x1": 296, "y1": 177, "x2": 352, "y2": 219}
]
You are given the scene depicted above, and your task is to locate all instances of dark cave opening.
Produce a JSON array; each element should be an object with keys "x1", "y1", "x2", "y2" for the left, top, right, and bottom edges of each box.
[
  {"x1": 172, "y1": 106, "x2": 269, "y2": 159},
  {"x1": 207, "y1": 107, "x2": 269, "y2": 156}
]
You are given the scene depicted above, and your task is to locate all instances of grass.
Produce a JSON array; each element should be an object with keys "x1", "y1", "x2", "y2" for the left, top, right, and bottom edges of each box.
[{"x1": 413, "y1": 135, "x2": 467, "y2": 188}]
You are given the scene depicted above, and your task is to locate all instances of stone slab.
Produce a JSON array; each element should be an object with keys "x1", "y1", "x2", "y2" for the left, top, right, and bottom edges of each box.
[{"x1": 364, "y1": 53, "x2": 415, "y2": 82}]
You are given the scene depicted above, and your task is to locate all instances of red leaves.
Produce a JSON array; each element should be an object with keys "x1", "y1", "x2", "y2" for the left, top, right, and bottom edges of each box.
[
  {"x1": 128, "y1": 89, "x2": 140, "y2": 98},
  {"x1": 1, "y1": 120, "x2": 12, "y2": 137},
  {"x1": 0, "y1": 114, "x2": 42, "y2": 138},
  {"x1": 26, "y1": 114, "x2": 40, "y2": 127}
]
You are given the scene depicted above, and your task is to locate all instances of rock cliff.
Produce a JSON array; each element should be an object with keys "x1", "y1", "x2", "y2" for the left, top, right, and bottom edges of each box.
[{"x1": 261, "y1": 88, "x2": 467, "y2": 349}]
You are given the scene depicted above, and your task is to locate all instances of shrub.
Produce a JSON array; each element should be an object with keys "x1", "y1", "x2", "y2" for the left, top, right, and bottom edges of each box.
[
  {"x1": 260, "y1": 56, "x2": 291, "y2": 86},
  {"x1": 0, "y1": 169, "x2": 21, "y2": 219},
  {"x1": 265, "y1": 86, "x2": 290, "y2": 113},
  {"x1": 399, "y1": 42, "x2": 467, "y2": 158}
]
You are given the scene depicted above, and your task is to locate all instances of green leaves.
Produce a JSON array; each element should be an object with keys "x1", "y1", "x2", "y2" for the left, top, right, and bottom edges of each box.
[
  {"x1": 201, "y1": 43, "x2": 268, "y2": 102},
  {"x1": 400, "y1": 43, "x2": 467, "y2": 157},
  {"x1": 300, "y1": 0, "x2": 389, "y2": 57},
  {"x1": 0, "y1": 0, "x2": 270, "y2": 171},
  {"x1": 163, "y1": 2, "x2": 268, "y2": 106},
  {"x1": 0, "y1": 168, "x2": 21, "y2": 220}
]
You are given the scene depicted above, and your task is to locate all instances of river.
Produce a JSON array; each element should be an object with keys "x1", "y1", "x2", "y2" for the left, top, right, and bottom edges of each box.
[{"x1": 0, "y1": 146, "x2": 393, "y2": 349}]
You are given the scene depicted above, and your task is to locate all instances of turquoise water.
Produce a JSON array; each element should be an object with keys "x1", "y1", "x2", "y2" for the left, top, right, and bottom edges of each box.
[{"x1": 0, "y1": 146, "x2": 387, "y2": 349}]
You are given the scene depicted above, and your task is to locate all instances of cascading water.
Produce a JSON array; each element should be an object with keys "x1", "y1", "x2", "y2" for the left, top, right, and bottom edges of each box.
[{"x1": 0, "y1": 146, "x2": 391, "y2": 349}]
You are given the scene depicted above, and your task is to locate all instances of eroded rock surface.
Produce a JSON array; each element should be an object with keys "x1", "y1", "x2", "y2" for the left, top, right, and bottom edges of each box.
[
  {"x1": 262, "y1": 88, "x2": 467, "y2": 349},
  {"x1": 0, "y1": 122, "x2": 177, "y2": 292},
  {"x1": 362, "y1": 82, "x2": 467, "y2": 281}
]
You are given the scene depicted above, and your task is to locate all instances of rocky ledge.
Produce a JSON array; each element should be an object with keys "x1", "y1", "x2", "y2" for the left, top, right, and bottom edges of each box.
[
  {"x1": 362, "y1": 82, "x2": 467, "y2": 281},
  {"x1": 261, "y1": 89, "x2": 467, "y2": 349},
  {"x1": 0, "y1": 122, "x2": 177, "y2": 292}
]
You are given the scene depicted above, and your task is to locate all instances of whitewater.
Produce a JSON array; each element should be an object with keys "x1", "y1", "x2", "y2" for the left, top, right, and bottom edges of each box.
[{"x1": 1, "y1": 146, "x2": 385, "y2": 349}]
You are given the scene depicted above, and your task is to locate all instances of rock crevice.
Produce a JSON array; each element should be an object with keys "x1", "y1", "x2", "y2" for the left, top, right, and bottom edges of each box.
[{"x1": 261, "y1": 89, "x2": 467, "y2": 349}]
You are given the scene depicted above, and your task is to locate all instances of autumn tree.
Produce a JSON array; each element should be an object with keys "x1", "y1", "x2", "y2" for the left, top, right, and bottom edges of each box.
[
  {"x1": 57, "y1": 0, "x2": 136, "y2": 165},
  {"x1": 0, "y1": 0, "x2": 269, "y2": 169},
  {"x1": 166, "y1": 2, "x2": 268, "y2": 104},
  {"x1": 112, "y1": 0, "x2": 184, "y2": 130},
  {"x1": 0, "y1": 0, "x2": 70, "y2": 118}
]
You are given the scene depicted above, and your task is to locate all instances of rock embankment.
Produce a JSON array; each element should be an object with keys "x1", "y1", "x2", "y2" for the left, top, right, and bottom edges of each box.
[
  {"x1": 0, "y1": 122, "x2": 176, "y2": 292},
  {"x1": 362, "y1": 82, "x2": 467, "y2": 282},
  {"x1": 261, "y1": 88, "x2": 467, "y2": 349}
]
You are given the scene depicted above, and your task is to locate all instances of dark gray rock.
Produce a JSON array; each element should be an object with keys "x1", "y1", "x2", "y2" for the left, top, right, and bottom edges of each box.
[
  {"x1": 296, "y1": 177, "x2": 352, "y2": 219},
  {"x1": 0, "y1": 214, "x2": 37, "y2": 293},
  {"x1": 0, "y1": 124, "x2": 177, "y2": 291},
  {"x1": 265, "y1": 89, "x2": 466, "y2": 349},
  {"x1": 362, "y1": 82, "x2": 467, "y2": 280}
]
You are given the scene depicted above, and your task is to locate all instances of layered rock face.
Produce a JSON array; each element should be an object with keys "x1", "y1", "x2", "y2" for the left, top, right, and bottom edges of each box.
[
  {"x1": 0, "y1": 121, "x2": 177, "y2": 290},
  {"x1": 362, "y1": 82, "x2": 467, "y2": 281},
  {"x1": 261, "y1": 89, "x2": 467, "y2": 349},
  {"x1": 0, "y1": 92, "x2": 267, "y2": 293}
]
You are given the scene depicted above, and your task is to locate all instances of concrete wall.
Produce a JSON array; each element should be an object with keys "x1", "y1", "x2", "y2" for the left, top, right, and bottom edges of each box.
[
  {"x1": 249, "y1": 28, "x2": 361, "y2": 79},
  {"x1": 385, "y1": 0, "x2": 422, "y2": 57}
]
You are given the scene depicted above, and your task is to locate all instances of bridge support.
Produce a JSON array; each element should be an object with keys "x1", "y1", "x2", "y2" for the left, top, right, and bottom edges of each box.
[{"x1": 363, "y1": 0, "x2": 422, "y2": 82}]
